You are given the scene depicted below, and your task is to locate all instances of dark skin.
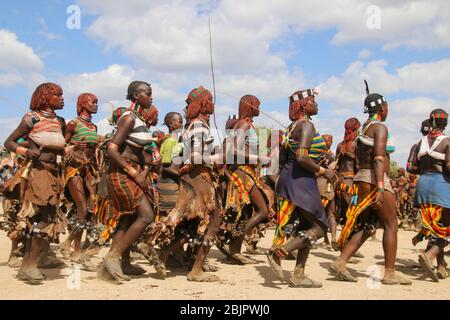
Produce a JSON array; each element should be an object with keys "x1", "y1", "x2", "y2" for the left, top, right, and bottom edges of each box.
[
  {"x1": 4, "y1": 89, "x2": 64, "y2": 280},
  {"x1": 226, "y1": 107, "x2": 270, "y2": 260},
  {"x1": 104, "y1": 84, "x2": 156, "y2": 281},
  {"x1": 407, "y1": 125, "x2": 450, "y2": 268},
  {"x1": 337, "y1": 103, "x2": 400, "y2": 274},
  {"x1": 185, "y1": 117, "x2": 222, "y2": 280},
  {"x1": 271, "y1": 96, "x2": 335, "y2": 278},
  {"x1": 335, "y1": 139, "x2": 358, "y2": 224},
  {"x1": 161, "y1": 100, "x2": 221, "y2": 281},
  {"x1": 318, "y1": 140, "x2": 338, "y2": 247},
  {"x1": 61, "y1": 96, "x2": 98, "y2": 262},
  {"x1": 161, "y1": 114, "x2": 183, "y2": 180}
]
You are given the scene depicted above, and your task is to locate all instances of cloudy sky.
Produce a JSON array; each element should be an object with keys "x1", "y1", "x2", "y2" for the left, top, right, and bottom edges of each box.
[{"x1": 0, "y1": 0, "x2": 449, "y2": 165}]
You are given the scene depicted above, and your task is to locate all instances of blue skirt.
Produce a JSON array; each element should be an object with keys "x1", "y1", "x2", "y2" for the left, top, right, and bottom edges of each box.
[
  {"x1": 415, "y1": 172, "x2": 450, "y2": 208},
  {"x1": 276, "y1": 159, "x2": 329, "y2": 229}
]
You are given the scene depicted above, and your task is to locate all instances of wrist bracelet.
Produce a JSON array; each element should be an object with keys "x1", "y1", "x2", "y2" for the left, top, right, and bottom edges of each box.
[
  {"x1": 124, "y1": 165, "x2": 138, "y2": 178},
  {"x1": 16, "y1": 146, "x2": 28, "y2": 155},
  {"x1": 108, "y1": 143, "x2": 119, "y2": 151},
  {"x1": 377, "y1": 187, "x2": 384, "y2": 193}
]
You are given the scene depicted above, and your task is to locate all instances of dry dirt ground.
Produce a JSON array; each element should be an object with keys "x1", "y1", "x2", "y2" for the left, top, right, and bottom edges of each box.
[{"x1": 0, "y1": 221, "x2": 448, "y2": 300}]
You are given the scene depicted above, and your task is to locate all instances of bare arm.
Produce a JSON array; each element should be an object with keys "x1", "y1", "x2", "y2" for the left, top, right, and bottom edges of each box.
[
  {"x1": 107, "y1": 114, "x2": 135, "y2": 169},
  {"x1": 445, "y1": 139, "x2": 450, "y2": 175},
  {"x1": 4, "y1": 115, "x2": 40, "y2": 159},
  {"x1": 65, "y1": 120, "x2": 77, "y2": 143},
  {"x1": 293, "y1": 121, "x2": 320, "y2": 173},
  {"x1": 406, "y1": 143, "x2": 420, "y2": 174},
  {"x1": 372, "y1": 123, "x2": 388, "y2": 191}
]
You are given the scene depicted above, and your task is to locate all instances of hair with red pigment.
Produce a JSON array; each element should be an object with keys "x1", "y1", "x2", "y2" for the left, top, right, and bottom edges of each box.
[
  {"x1": 142, "y1": 105, "x2": 158, "y2": 126},
  {"x1": 322, "y1": 134, "x2": 333, "y2": 149},
  {"x1": 398, "y1": 167, "x2": 406, "y2": 177},
  {"x1": 340, "y1": 117, "x2": 361, "y2": 152},
  {"x1": 289, "y1": 91, "x2": 312, "y2": 121},
  {"x1": 185, "y1": 87, "x2": 214, "y2": 121},
  {"x1": 238, "y1": 95, "x2": 260, "y2": 119},
  {"x1": 30, "y1": 82, "x2": 62, "y2": 111},
  {"x1": 77, "y1": 93, "x2": 97, "y2": 115}
]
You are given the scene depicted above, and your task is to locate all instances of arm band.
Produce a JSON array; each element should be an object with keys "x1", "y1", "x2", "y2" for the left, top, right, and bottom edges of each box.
[
  {"x1": 296, "y1": 148, "x2": 309, "y2": 157},
  {"x1": 374, "y1": 155, "x2": 384, "y2": 161},
  {"x1": 16, "y1": 146, "x2": 28, "y2": 155},
  {"x1": 108, "y1": 143, "x2": 119, "y2": 152},
  {"x1": 124, "y1": 165, "x2": 138, "y2": 178}
]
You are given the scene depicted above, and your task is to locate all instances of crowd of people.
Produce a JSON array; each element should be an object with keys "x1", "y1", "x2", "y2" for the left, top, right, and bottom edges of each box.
[{"x1": 0, "y1": 80, "x2": 448, "y2": 287}]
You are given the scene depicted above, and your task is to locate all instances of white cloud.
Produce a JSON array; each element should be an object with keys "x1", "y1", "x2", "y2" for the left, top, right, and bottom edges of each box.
[
  {"x1": 78, "y1": 0, "x2": 450, "y2": 78},
  {"x1": 0, "y1": 117, "x2": 22, "y2": 147},
  {"x1": 59, "y1": 64, "x2": 136, "y2": 103},
  {"x1": 38, "y1": 17, "x2": 63, "y2": 41},
  {"x1": 358, "y1": 49, "x2": 372, "y2": 60},
  {"x1": 0, "y1": 29, "x2": 44, "y2": 87},
  {"x1": 318, "y1": 59, "x2": 450, "y2": 165}
]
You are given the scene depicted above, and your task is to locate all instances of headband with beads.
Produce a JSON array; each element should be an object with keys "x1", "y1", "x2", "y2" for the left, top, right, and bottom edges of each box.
[{"x1": 289, "y1": 87, "x2": 320, "y2": 104}]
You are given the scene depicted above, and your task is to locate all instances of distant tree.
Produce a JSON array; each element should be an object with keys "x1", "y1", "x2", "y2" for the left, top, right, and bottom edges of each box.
[{"x1": 389, "y1": 160, "x2": 400, "y2": 179}]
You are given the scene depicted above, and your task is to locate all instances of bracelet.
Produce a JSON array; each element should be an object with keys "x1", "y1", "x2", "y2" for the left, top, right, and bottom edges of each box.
[
  {"x1": 15, "y1": 146, "x2": 28, "y2": 155},
  {"x1": 377, "y1": 187, "x2": 385, "y2": 193},
  {"x1": 374, "y1": 155, "x2": 384, "y2": 161},
  {"x1": 124, "y1": 165, "x2": 138, "y2": 178},
  {"x1": 108, "y1": 143, "x2": 119, "y2": 151}
]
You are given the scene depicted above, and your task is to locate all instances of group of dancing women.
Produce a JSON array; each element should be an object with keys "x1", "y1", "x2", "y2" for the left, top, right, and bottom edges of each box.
[{"x1": 0, "y1": 79, "x2": 448, "y2": 287}]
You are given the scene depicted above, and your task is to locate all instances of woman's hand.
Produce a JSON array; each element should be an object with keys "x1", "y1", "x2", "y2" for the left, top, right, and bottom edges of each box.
[
  {"x1": 373, "y1": 191, "x2": 384, "y2": 210},
  {"x1": 74, "y1": 140, "x2": 88, "y2": 151},
  {"x1": 25, "y1": 149, "x2": 40, "y2": 160},
  {"x1": 133, "y1": 166, "x2": 149, "y2": 190},
  {"x1": 324, "y1": 168, "x2": 336, "y2": 183}
]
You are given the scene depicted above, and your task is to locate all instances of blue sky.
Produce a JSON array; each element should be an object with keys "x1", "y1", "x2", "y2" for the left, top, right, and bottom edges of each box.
[{"x1": 1, "y1": 0, "x2": 449, "y2": 165}]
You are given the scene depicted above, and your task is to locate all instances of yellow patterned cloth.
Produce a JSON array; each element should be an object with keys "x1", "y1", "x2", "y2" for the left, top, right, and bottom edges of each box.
[
  {"x1": 272, "y1": 197, "x2": 296, "y2": 246},
  {"x1": 336, "y1": 183, "x2": 377, "y2": 249},
  {"x1": 419, "y1": 204, "x2": 450, "y2": 240}
]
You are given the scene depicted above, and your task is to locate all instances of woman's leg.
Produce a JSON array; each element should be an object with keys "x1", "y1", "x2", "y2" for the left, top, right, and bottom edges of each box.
[
  {"x1": 104, "y1": 196, "x2": 154, "y2": 280},
  {"x1": 187, "y1": 203, "x2": 221, "y2": 282},
  {"x1": 244, "y1": 186, "x2": 269, "y2": 236},
  {"x1": 67, "y1": 176, "x2": 88, "y2": 261}
]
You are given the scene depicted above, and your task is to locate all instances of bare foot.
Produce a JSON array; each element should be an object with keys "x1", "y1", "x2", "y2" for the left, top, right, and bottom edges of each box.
[
  {"x1": 328, "y1": 262, "x2": 357, "y2": 282},
  {"x1": 187, "y1": 271, "x2": 220, "y2": 282},
  {"x1": 227, "y1": 253, "x2": 257, "y2": 265},
  {"x1": 266, "y1": 251, "x2": 284, "y2": 281},
  {"x1": 8, "y1": 255, "x2": 22, "y2": 268},
  {"x1": 18, "y1": 268, "x2": 45, "y2": 284},
  {"x1": 289, "y1": 275, "x2": 323, "y2": 288},
  {"x1": 59, "y1": 241, "x2": 72, "y2": 258},
  {"x1": 37, "y1": 252, "x2": 65, "y2": 269},
  {"x1": 382, "y1": 270, "x2": 412, "y2": 285},
  {"x1": 70, "y1": 251, "x2": 82, "y2": 263},
  {"x1": 418, "y1": 253, "x2": 439, "y2": 282},
  {"x1": 121, "y1": 260, "x2": 147, "y2": 275},
  {"x1": 104, "y1": 252, "x2": 130, "y2": 282},
  {"x1": 437, "y1": 265, "x2": 448, "y2": 279}
]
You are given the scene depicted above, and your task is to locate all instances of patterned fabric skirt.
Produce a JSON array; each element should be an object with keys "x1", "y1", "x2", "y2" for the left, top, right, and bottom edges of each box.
[
  {"x1": 336, "y1": 181, "x2": 379, "y2": 249},
  {"x1": 276, "y1": 159, "x2": 329, "y2": 228}
]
